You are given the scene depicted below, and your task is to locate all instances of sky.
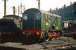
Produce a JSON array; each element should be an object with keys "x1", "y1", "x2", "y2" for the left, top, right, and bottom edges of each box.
[{"x1": 0, "y1": 0, "x2": 76, "y2": 18}]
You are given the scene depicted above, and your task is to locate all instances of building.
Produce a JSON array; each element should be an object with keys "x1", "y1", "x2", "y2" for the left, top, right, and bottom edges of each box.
[
  {"x1": 53, "y1": 2, "x2": 76, "y2": 21},
  {"x1": 51, "y1": 2, "x2": 76, "y2": 30}
]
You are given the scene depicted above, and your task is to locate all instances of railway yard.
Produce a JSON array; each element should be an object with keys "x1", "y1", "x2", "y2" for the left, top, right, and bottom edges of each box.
[
  {"x1": 0, "y1": 0, "x2": 76, "y2": 50},
  {"x1": 0, "y1": 8, "x2": 76, "y2": 50}
]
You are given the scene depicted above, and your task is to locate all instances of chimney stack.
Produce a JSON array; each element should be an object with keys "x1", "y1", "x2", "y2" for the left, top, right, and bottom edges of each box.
[{"x1": 13, "y1": 6, "x2": 15, "y2": 15}]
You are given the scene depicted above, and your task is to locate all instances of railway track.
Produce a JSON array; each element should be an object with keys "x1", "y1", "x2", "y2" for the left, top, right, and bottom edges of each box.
[
  {"x1": 63, "y1": 32, "x2": 76, "y2": 39},
  {"x1": 0, "y1": 39, "x2": 74, "y2": 50}
]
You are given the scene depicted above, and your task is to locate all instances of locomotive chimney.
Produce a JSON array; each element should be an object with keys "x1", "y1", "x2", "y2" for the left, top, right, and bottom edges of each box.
[{"x1": 13, "y1": 6, "x2": 16, "y2": 15}]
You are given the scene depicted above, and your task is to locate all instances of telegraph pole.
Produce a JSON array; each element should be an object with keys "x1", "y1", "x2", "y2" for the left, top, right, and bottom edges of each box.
[
  {"x1": 18, "y1": 3, "x2": 25, "y2": 16},
  {"x1": 38, "y1": 0, "x2": 40, "y2": 10},
  {"x1": 3, "y1": 0, "x2": 7, "y2": 16}
]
